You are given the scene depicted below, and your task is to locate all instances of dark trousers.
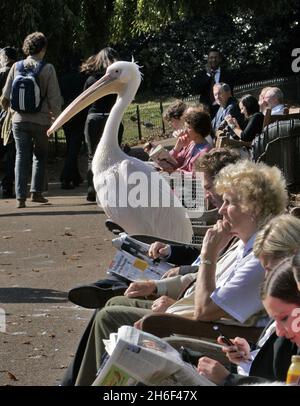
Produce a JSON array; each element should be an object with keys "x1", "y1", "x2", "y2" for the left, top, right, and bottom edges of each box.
[
  {"x1": 1, "y1": 140, "x2": 15, "y2": 193},
  {"x1": 61, "y1": 310, "x2": 97, "y2": 386},
  {"x1": 61, "y1": 275, "x2": 130, "y2": 386},
  {"x1": 60, "y1": 121, "x2": 84, "y2": 184},
  {"x1": 84, "y1": 114, "x2": 123, "y2": 189}
]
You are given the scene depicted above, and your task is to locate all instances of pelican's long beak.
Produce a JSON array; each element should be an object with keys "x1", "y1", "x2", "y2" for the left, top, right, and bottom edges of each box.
[{"x1": 48, "y1": 72, "x2": 118, "y2": 135}]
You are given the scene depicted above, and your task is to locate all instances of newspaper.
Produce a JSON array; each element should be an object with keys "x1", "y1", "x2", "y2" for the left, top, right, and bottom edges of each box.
[
  {"x1": 108, "y1": 233, "x2": 174, "y2": 281},
  {"x1": 149, "y1": 144, "x2": 178, "y2": 169},
  {"x1": 92, "y1": 326, "x2": 216, "y2": 386}
]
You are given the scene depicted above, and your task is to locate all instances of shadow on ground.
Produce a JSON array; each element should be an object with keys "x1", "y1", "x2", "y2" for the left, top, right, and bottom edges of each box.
[
  {"x1": 0, "y1": 209, "x2": 102, "y2": 218},
  {"x1": 0, "y1": 287, "x2": 68, "y2": 303}
]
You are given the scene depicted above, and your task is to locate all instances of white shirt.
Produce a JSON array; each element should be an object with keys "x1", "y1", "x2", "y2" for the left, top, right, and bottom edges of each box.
[
  {"x1": 210, "y1": 234, "x2": 265, "y2": 324},
  {"x1": 207, "y1": 67, "x2": 221, "y2": 84},
  {"x1": 161, "y1": 234, "x2": 266, "y2": 326}
]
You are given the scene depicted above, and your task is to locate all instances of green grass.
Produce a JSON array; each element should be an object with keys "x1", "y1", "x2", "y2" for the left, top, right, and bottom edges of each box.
[{"x1": 122, "y1": 99, "x2": 177, "y2": 146}]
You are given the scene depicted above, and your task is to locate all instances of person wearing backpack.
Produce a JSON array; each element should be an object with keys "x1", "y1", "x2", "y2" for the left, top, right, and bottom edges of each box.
[{"x1": 1, "y1": 32, "x2": 62, "y2": 208}]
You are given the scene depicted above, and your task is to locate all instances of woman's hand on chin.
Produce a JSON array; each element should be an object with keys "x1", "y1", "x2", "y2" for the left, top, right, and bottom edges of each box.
[{"x1": 201, "y1": 219, "x2": 234, "y2": 258}]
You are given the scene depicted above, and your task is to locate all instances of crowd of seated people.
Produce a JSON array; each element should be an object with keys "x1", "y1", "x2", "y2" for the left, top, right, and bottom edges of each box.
[
  {"x1": 62, "y1": 158, "x2": 289, "y2": 385},
  {"x1": 151, "y1": 81, "x2": 289, "y2": 172}
]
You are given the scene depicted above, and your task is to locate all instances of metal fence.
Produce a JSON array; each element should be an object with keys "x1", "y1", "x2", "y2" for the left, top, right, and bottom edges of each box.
[{"x1": 49, "y1": 75, "x2": 300, "y2": 156}]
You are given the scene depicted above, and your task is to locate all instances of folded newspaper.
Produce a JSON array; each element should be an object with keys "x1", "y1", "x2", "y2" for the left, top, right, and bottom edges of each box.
[
  {"x1": 108, "y1": 233, "x2": 174, "y2": 281},
  {"x1": 92, "y1": 326, "x2": 215, "y2": 386}
]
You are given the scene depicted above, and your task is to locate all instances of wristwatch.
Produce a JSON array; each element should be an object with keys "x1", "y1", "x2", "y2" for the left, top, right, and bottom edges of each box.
[{"x1": 200, "y1": 257, "x2": 215, "y2": 265}]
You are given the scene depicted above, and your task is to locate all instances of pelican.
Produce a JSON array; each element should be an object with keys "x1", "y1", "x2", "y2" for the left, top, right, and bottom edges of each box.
[{"x1": 48, "y1": 61, "x2": 193, "y2": 242}]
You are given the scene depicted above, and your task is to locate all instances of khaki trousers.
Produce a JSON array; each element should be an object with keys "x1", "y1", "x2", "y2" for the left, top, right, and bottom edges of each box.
[{"x1": 75, "y1": 296, "x2": 153, "y2": 386}]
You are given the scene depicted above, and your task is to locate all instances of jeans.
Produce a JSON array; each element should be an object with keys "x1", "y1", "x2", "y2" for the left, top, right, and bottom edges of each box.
[{"x1": 13, "y1": 122, "x2": 48, "y2": 200}]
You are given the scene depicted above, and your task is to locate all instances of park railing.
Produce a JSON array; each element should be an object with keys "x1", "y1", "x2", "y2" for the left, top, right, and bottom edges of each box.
[{"x1": 49, "y1": 75, "x2": 300, "y2": 157}]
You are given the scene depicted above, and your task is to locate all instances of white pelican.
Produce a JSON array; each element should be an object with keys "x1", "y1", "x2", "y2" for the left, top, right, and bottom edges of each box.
[{"x1": 48, "y1": 61, "x2": 193, "y2": 242}]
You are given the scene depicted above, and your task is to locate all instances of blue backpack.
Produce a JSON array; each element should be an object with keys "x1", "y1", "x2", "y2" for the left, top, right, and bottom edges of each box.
[{"x1": 10, "y1": 60, "x2": 45, "y2": 113}]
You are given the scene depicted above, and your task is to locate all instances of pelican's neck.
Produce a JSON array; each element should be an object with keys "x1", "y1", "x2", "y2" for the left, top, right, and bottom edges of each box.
[{"x1": 99, "y1": 83, "x2": 137, "y2": 151}]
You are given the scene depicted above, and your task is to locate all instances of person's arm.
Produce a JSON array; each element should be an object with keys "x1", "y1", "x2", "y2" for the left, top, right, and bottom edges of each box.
[
  {"x1": 168, "y1": 244, "x2": 200, "y2": 265},
  {"x1": 239, "y1": 113, "x2": 264, "y2": 142},
  {"x1": 194, "y1": 261, "x2": 229, "y2": 321},
  {"x1": 178, "y1": 265, "x2": 199, "y2": 275},
  {"x1": 194, "y1": 220, "x2": 233, "y2": 321},
  {"x1": 156, "y1": 273, "x2": 197, "y2": 298},
  {"x1": 1, "y1": 64, "x2": 15, "y2": 110},
  {"x1": 46, "y1": 65, "x2": 62, "y2": 119},
  {"x1": 227, "y1": 103, "x2": 245, "y2": 129},
  {"x1": 169, "y1": 134, "x2": 190, "y2": 167}
]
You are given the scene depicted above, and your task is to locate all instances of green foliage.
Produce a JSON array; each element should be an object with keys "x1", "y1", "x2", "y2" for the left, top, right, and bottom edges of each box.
[
  {"x1": 116, "y1": 6, "x2": 300, "y2": 97},
  {"x1": 0, "y1": 0, "x2": 299, "y2": 97}
]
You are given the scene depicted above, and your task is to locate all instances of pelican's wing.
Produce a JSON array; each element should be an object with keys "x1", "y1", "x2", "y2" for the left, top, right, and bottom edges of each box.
[{"x1": 101, "y1": 158, "x2": 193, "y2": 243}]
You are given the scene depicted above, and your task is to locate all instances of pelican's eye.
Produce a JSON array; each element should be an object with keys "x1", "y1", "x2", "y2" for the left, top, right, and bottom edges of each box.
[{"x1": 115, "y1": 69, "x2": 119, "y2": 73}]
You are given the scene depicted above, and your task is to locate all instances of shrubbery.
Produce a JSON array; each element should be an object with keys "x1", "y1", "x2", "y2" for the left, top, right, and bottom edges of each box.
[{"x1": 118, "y1": 13, "x2": 299, "y2": 97}]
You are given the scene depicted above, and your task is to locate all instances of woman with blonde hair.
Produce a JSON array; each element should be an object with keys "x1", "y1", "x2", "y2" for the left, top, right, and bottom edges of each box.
[
  {"x1": 253, "y1": 214, "x2": 300, "y2": 273},
  {"x1": 214, "y1": 160, "x2": 288, "y2": 228}
]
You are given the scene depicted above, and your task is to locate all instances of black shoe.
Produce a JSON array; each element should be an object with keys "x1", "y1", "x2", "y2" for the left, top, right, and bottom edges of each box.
[
  {"x1": 86, "y1": 188, "x2": 96, "y2": 202},
  {"x1": 68, "y1": 284, "x2": 126, "y2": 309}
]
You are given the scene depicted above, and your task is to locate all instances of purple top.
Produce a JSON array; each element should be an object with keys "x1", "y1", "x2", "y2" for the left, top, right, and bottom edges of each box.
[{"x1": 170, "y1": 141, "x2": 211, "y2": 172}]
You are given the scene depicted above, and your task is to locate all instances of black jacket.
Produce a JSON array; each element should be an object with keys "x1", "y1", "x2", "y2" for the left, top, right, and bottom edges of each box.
[
  {"x1": 168, "y1": 244, "x2": 199, "y2": 266},
  {"x1": 192, "y1": 67, "x2": 235, "y2": 108}
]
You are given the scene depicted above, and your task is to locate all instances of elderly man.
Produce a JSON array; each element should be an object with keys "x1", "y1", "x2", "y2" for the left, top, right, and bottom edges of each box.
[
  {"x1": 211, "y1": 83, "x2": 244, "y2": 133},
  {"x1": 263, "y1": 87, "x2": 285, "y2": 115}
]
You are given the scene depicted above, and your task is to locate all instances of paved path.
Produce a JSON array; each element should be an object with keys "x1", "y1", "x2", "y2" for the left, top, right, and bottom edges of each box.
[
  {"x1": 0, "y1": 181, "x2": 116, "y2": 386},
  {"x1": 0, "y1": 139, "x2": 177, "y2": 386}
]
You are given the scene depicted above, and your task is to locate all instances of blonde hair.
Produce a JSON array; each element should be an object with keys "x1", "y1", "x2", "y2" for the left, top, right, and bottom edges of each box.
[
  {"x1": 254, "y1": 214, "x2": 300, "y2": 259},
  {"x1": 215, "y1": 160, "x2": 288, "y2": 227},
  {"x1": 292, "y1": 251, "x2": 300, "y2": 285}
]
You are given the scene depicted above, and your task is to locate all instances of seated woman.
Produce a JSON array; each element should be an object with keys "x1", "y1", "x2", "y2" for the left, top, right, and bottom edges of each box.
[
  {"x1": 163, "y1": 109, "x2": 212, "y2": 173},
  {"x1": 225, "y1": 94, "x2": 264, "y2": 145},
  {"x1": 253, "y1": 214, "x2": 300, "y2": 273},
  {"x1": 197, "y1": 262, "x2": 300, "y2": 385}
]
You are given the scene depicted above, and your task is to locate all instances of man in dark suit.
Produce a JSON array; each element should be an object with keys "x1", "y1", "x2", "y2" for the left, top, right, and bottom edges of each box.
[{"x1": 192, "y1": 48, "x2": 234, "y2": 118}]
